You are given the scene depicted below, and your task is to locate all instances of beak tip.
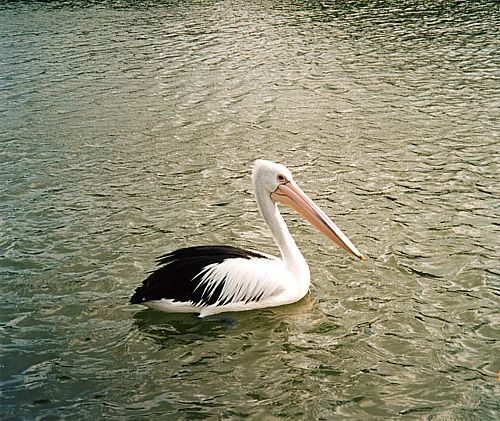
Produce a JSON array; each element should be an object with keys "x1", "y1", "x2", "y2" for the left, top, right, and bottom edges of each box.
[{"x1": 352, "y1": 250, "x2": 365, "y2": 261}]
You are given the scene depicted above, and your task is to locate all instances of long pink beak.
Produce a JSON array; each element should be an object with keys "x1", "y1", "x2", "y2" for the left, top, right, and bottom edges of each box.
[{"x1": 271, "y1": 180, "x2": 364, "y2": 260}]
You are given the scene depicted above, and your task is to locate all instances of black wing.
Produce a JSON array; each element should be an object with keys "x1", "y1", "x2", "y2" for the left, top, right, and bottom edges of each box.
[{"x1": 130, "y1": 245, "x2": 267, "y2": 306}]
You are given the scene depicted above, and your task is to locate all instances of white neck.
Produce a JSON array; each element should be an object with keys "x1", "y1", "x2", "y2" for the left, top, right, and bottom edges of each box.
[{"x1": 254, "y1": 187, "x2": 310, "y2": 283}]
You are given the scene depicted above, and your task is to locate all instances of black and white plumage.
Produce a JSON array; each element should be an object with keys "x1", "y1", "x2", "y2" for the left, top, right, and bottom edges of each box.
[
  {"x1": 130, "y1": 160, "x2": 363, "y2": 317},
  {"x1": 130, "y1": 245, "x2": 290, "y2": 316}
]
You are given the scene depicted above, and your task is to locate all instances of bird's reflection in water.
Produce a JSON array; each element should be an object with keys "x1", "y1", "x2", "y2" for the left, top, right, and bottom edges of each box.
[
  {"x1": 131, "y1": 294, "x2": 314, "y2": 349},
  {"x1": 132, "y1": 309, "x2": 236, "y2": 347}
]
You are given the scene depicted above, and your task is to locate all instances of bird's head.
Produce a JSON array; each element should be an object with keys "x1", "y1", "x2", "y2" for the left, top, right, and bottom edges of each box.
[
  {"x1": 252, "y1": 159, "x2": 294, "y2": 194},
  {"x1": 252, "y1": 159, "x2": 364, "y2": 261}
]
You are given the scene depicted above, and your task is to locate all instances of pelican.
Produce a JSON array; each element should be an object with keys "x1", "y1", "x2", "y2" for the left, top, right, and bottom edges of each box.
[{"x1": 130, "y1": 160, "x2": 363, "y2": 317}]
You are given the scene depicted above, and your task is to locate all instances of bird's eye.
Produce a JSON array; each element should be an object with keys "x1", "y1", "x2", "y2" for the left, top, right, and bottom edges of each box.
[{"x1": 277, "y1": 174, "x2": 287, "y2": 183}]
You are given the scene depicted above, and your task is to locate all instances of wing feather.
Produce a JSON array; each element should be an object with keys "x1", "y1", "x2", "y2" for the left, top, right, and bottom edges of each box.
[
  {"x1": 130, "y1": 245, "x2": 286, "y2": 308},
  {"x1": 197, "y1": 258, "x2": 289, "y2": 306}
]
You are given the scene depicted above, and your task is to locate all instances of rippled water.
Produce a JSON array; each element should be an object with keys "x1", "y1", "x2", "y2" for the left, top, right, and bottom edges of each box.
[{"x1": 1, "y1": 0, "x2": 499, "y2": 419}]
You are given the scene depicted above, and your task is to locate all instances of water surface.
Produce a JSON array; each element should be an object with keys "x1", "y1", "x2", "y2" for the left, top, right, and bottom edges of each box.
[{"x1": 1, "y1": 0, "x2": 499, "y2": 419}]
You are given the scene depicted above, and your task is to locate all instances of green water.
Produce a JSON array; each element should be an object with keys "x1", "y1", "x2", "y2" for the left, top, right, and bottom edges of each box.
[{"x1": 1, "y1": 0, "x2": 499, "y2": 419}]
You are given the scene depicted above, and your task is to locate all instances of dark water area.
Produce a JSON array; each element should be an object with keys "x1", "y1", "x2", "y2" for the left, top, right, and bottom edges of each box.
[{"x1": 1, "y1": 0, "x2": 499, "y2": 419}]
